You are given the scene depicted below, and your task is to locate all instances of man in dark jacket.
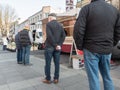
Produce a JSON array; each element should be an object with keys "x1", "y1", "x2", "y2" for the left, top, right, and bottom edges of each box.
[
  {"x1": 73, "y1": 0, "x2": 120, "y2": 90},
  {"x1": 19, "y1": 25, "x2": 33, "y2": 65},
  {"x1": 15, "y1": 30, "x2": 22, "y2": 64},
  {"x1": 43, "y1": 13, "x2": 66, "y2": 84}
]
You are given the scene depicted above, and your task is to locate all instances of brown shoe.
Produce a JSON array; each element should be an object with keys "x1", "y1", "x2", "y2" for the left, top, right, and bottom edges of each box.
[
  {"x1": 42, "y1": 79, "x2": 51, "y2": 84},
  {"x1": 53, "y1": 79, "x2": 59, "y2": 84}
]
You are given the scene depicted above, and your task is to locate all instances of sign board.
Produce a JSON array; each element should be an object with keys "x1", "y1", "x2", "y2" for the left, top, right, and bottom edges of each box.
[{"x1": 66, "y1": 0, "x2": 74, "y2": 11}]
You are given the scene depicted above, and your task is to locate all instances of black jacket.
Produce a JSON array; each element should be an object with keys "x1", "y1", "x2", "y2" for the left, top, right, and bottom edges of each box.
[
  {"x1": 19, "y1": 29, "x2": 31, "y2": 47},
  {"x1": 15, "y1": 32, "x2": 22, "y2": 49},
  {"x1": 74, "y1": 0, "x2": 120, "y2": 54},
  {"x1": 45, "y1": 20, "x2": 66, "y2": 48}
]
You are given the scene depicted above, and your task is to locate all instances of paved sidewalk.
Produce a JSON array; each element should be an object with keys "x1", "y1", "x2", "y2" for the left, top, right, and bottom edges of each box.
[{"x1": 0, "y1": 48, "x2": 120, "y2": 90}]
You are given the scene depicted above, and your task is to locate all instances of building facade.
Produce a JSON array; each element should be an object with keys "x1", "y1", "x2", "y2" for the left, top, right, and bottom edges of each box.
[
  {"x1": 28, "y1": 6, "x2": 63, "y2": 32},
  {"x1": 76, "y1": 0, "x2": 120, "y2": 10},
  {"x1": 111, "y1": 0, "x2": 120, "y2": 10},
  {"x1": 76, "y1": 0, "x2": 89, "y2": 8}
]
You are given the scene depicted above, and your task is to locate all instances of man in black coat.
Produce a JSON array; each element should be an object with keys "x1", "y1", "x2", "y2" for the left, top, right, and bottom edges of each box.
[
  {"x1": 15, "y1": 30, "x2": 22, "y2": 64},
  {"x1": 73, "y1": 0, "x2": 120, "y2": 90},
  {"x1": 43, "y1": 13, "x2": 66, "y2": 84}
]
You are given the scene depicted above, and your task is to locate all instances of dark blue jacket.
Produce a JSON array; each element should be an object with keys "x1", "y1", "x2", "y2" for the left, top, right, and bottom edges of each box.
[
  {"x1": 15, "y1": 32, "x2": 22, "y2": 49},
  {"x1": 45, "y1": 20, "x2": 66, "y2": 48}
]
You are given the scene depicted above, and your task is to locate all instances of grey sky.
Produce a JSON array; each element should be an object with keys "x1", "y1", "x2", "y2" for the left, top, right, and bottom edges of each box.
[{"x1": 0, "y1": 0, "x2": 77, "y2": 22}]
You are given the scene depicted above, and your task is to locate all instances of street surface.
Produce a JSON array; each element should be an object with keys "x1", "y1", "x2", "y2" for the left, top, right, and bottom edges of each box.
[{"x1": 0, "y1": 45, "x2": 120, "y2": 90}]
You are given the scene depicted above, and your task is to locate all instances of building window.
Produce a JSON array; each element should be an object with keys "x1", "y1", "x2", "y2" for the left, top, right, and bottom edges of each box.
[
  {"x1": 40, "y1": 14, "x2": 42, "y2": 19},
  {"x1": 38, "y1": 16, "x2": 39, "y2": 21},
  {"x1": 45, "y1": 13, "x2": 49, "y2": 18},
  {"x1": 35, "y1": 17, "x2": 37, "y2": 22}
]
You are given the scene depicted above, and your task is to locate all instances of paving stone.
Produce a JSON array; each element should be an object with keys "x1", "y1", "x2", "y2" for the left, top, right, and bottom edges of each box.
[
  {"x1": 34, "y1": 84, "x2": 61, "y2": 90},
  {"x1": 6, "y1": 76, "x2": 25, "y2": 84},
  {"x1": 0, "y1": 85, "x2": 9, "y2": 90},
  {"x1": 0, "y1": 47, "x2": 119, "y2": 90},
  {"x1": 8, "y1": 80, "x2": 31, "y2": 90},
  {"x1": 17, "y1": 86, "x2": 36, "y2": 90}
]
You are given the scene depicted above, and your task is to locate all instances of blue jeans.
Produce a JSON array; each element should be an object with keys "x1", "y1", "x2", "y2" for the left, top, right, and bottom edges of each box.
[
  {"x1": 83, "y1": 49, "x2": 114, "y2": 90},
  {"x1": 44, "y1": 47, "x2": 61, "y2": 80},
  {"x1": 17, "y1": 48, "x2": 22, "y2": 63},
  {"x1": 22, "y1": 45, "x2": 31, "y2": 64}
]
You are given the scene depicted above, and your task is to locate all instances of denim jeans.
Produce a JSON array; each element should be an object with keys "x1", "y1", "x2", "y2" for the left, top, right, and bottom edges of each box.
[
  {"x1": 17, "y1": 48, "x2": 22, "y2": 63},
  {"x1": 44, "y1": 47, "x2": 61, "y2": 80},
  {"x1": 22, "y1": 45, "x2": 31, "y2": 64},
  {"x1": 83, "y1": 49, "x2": 114, "y2": 90}
]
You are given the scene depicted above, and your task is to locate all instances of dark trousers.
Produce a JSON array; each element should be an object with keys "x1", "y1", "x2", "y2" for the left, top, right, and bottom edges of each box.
[
  {"x1": 44, "y1": 47, "x2": 61, "y2": 80},
  {"x1": 17, "y1": 48, "x2": 22, "y2": 63},
  {"x1": 22, "y1": 45, "x2": 31, "y2": 64},
  {"x1": 3, "y1": 45, "x2": 7, "y2": 50}
]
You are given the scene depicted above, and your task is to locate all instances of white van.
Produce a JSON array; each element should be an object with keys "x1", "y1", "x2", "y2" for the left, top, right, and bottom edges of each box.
[
  {"x1": 34, "y1": 29, "x2": 43, "y2": 44},
  {"x1": 32, "y1": 29, "x2": 44, "y2": 50}
]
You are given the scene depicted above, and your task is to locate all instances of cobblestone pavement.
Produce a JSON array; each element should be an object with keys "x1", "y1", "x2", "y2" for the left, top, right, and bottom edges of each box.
[{"x1": 0, "y1": 45, "x2": 120, "y2": 90}]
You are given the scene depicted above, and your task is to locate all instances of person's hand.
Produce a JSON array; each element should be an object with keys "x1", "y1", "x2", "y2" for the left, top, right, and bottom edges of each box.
[{"x1": 56, "y1": 45, "x2": 61, "y2": 50}]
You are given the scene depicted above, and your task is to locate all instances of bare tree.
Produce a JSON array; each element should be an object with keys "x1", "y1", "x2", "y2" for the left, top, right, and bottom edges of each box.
[
  {"x1": 0, "y1": 4, "x2": 17, "y2": 37},
  {"x1": 0, "y1": 5, "x2": 3, "y2": 36}
]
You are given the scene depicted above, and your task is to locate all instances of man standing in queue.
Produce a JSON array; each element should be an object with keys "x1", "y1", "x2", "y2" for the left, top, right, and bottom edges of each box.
[{"x1": 43, "y1": 13, "x2": 66, "y2": 84}]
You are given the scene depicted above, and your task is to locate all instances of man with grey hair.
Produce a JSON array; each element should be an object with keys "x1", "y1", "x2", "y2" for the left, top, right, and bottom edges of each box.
[{"x1": 42, "y1": 13, "x2": 66, "y2": 84}]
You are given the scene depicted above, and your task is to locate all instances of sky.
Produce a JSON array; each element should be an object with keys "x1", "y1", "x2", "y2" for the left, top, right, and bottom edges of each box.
[{"x1": 0, "y1": 0, "x2": 77, "y2": 23}]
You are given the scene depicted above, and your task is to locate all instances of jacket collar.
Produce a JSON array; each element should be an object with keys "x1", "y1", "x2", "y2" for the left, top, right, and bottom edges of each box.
[{"x1": 91, "y1": 0, "x2": 105, "y2": 2}]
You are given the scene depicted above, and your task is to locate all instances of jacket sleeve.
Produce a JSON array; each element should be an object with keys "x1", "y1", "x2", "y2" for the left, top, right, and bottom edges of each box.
[
  {"x1": 46, "y1": 23, "x2": 56, "y2": 47},
  {"x1": 29, "y1": 31, "x2": 33, "y2": 44},
  {"x1": 114, "y1": 11, "x2": 120, "y2": 46},
  {"x1": 58, "y1": 26, "x2": 66, "y2": 46},
  {"x1": 73, "y1": 6, "x2": 88, "y2": 50}
]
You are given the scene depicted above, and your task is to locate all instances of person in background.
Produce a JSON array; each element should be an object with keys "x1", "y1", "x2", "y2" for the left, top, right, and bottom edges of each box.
[
  {"x1": 15, "y1": 30, "x2": 22, "y2": 64},
  {"x1": 2, "y1": 35, "x2": 8, "y2": 51},
  {"x1": 19, "y1": 25, "x2": 33, "y2": 65},
  {"x1": 73, "y1": 0, "x2": 120, "y2": 90},
  {"x1": 42, "y1": 13, "x2": 66, "y2": 84}
]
